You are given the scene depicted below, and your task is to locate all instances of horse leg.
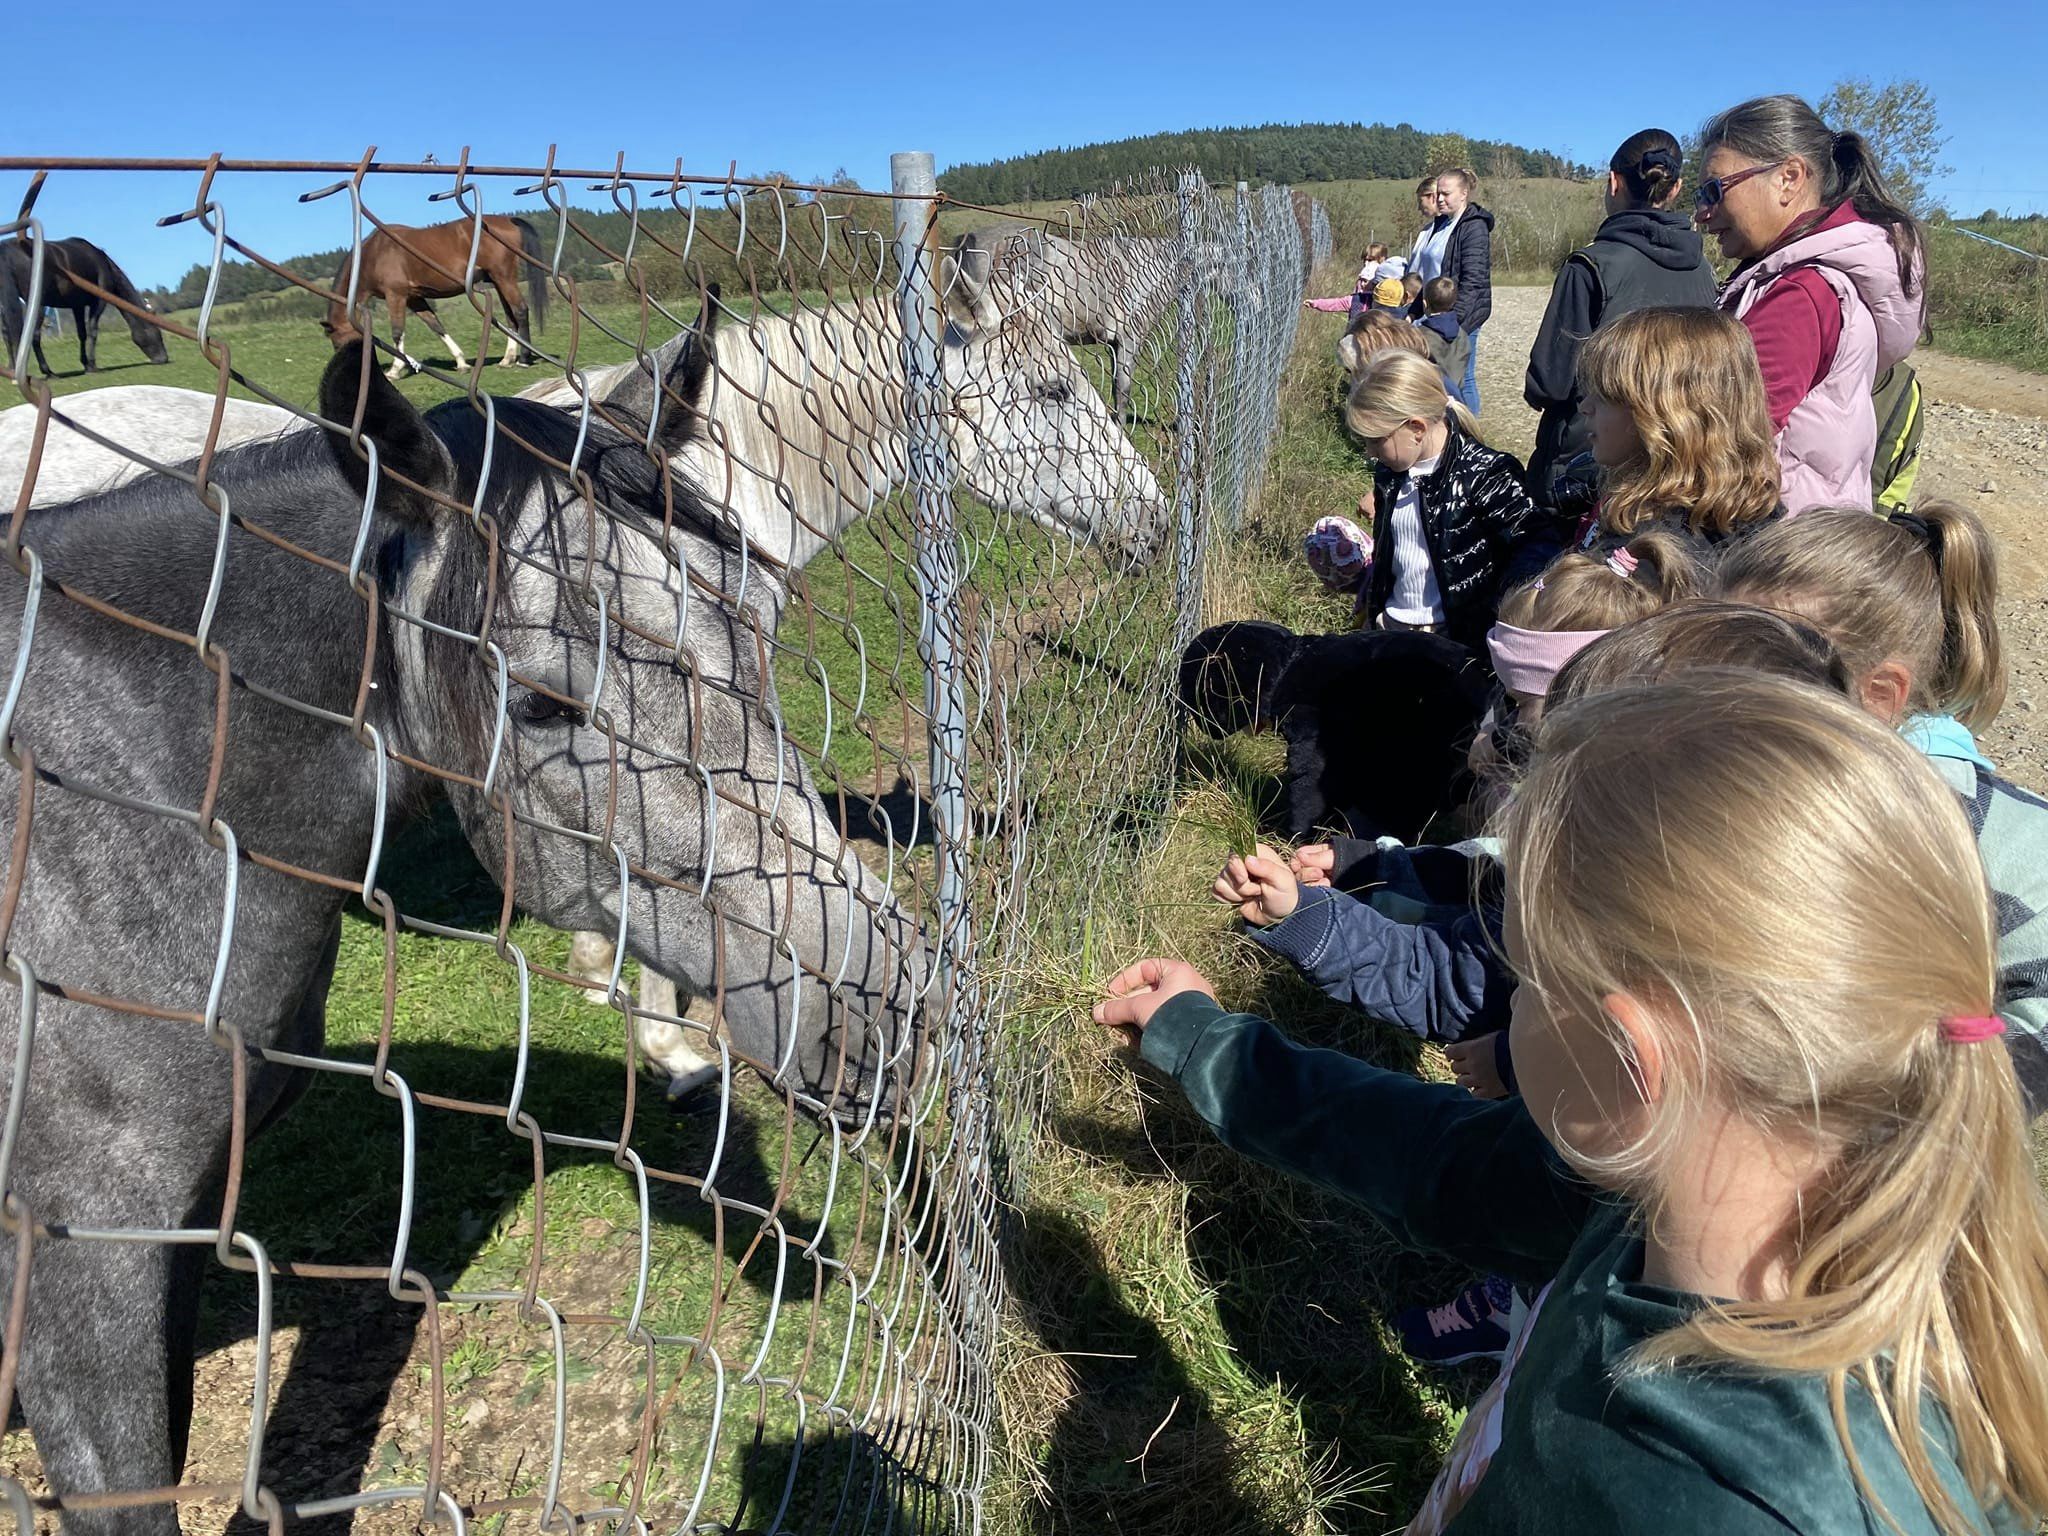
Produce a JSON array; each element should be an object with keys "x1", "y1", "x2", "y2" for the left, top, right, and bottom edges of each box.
[
  {"x1": 9, "y1": 1233, "x2": 192, "y2": 1536},
  {"x1": 78, "y1": 303, "x2": 101, "y2": 374},
  {"x1": 30, "y1": 316, "x2": 52, "y2": 378},
  {"x1": 567, "y1": 929, "x2": 616, "y2": 1002},
  {"x1": 634, "y1": 971, "x2": 720, "y2": 1101},
  {"x1": 1110, "y1": 336, "x2": 1131, "y2": 419},
  {"x1": 384, "y1": 293, "x2": 413, "y2": 381},
  {"x1": 410, "y1": 298, "x2": 466, "y2": 372},
  {"x1": 491, "y1": 280, "x2": 528, "y2": 366}
]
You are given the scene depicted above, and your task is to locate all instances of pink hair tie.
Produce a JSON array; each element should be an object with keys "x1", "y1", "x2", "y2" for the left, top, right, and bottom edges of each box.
[
  {"x1": 1606, "y1": 547, "x2": 1640, "y2": 578},
  {"x1": 1941, "y1": 1015, "x2": 2006, "y2": 1044}
]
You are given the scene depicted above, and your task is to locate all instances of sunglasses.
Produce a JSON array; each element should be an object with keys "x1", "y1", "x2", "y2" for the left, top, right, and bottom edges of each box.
[{"x1": 1695, "y1": 162, "x2": 1777, "y2": 210}]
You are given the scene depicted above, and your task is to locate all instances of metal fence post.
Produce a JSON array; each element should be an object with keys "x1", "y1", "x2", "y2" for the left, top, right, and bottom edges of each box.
[
  {"x1": 890, "y1": 151, "x2": 971, "y2": 977},
  {"x1": 1172, "y1": 169, "x2": 1205, "y2": 657}
]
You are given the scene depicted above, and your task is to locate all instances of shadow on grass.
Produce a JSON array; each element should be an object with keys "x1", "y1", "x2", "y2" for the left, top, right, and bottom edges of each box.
[
  {"x1": 1004, "y1": 1198, "x2": 1295, "y2": 1536},
  {"x1": 199, "y1": 808, "x2": 843, "y2": 1534},
  {"x1": 1046, "y1": 968, "x2": 1487, "y2": 1526}
]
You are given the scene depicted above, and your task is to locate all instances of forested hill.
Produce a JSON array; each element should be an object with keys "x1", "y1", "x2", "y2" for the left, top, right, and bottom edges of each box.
[{"x1": 938, "y1": 123, "x2": 1589, "y2": 203}]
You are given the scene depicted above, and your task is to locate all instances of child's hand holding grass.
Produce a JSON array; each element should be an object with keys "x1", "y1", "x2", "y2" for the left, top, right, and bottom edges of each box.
[
  {"x1": 1094, "y1": 958, "x2": 1217, "y2": 1034},
  {"x1": 1213, "y1": 845, "x2": 1300, "y2": 927},
  {"x1": 1290, "y1": 843, "x2": 1335, "y2": 887}
]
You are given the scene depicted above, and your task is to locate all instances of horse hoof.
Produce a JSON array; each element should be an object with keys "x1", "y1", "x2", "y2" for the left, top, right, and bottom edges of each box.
[{"x1": 663, "y1": 1063, "x2": 721, "y2": 1105}]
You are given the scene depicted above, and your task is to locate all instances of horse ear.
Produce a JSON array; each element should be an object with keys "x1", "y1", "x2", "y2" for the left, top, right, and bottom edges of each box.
[
  {"x1": 603, "y1": 284, "x2": 720, "y2": 455},
  {"x1": 939, "y1": 233, "x2": 1005, "y2": 333},
  {"x1": 317, "y1": 341, "x2": 453, "y2": 518}
]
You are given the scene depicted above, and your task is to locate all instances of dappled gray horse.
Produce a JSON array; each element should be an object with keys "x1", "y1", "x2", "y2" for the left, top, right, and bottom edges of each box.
[
  {"x1": 0, "y1": 262, "x2": 1167, "y2": 1096},
  {"x1": 946, "y1": 224, "x2": 1180, "y2": 418},
  {"x1": 523, "y1": 269, "x2": 1169, "y2": 1068},
  {"x1": 0, "y1": 341, "x2": 926, "y2": 1533}
]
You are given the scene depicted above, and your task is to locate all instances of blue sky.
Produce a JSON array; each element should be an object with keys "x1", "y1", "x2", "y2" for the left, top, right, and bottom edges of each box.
[{"x1": 5, "y1": 0, "x2": 2044, "y2": 288}]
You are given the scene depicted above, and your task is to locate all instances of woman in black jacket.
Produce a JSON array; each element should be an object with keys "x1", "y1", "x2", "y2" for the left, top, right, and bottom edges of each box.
[
  {"x1": 1347, "y1": 350, "x2": 1541, "y2": 652},
  {"x1": 1523, "y1": 128, "x2": 1718, "y2": 508},
  {"x1": 1434, "y1": 168, "x2": 1494, "y2": 413}
]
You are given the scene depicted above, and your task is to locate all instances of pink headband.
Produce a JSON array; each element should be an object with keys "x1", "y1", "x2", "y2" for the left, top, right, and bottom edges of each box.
[
  {"x1": 1486, "y1": 622, "x2": 1611, "y2": 699},
  {"x1": 1941, "y1": 1015, "x2": 2006, "y2": 1044}
]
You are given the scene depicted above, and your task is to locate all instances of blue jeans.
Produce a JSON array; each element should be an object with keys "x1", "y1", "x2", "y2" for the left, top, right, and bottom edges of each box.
[{"x1": 1459, "y1": 324, "x2": 1482, "y2": 414}]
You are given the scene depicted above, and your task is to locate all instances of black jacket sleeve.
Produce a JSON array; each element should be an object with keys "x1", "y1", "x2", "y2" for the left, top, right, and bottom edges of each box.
[
  {"x1": 1446, "y1": 218, "x2": 1493, "y2": 333},
  {"x1": 1524, "y1": 254, "x2": 1599, "y2": 411}
]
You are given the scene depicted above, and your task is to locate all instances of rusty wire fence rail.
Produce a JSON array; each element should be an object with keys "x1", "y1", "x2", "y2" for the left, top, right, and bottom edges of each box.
[{"x1": 0, "y1": 150, "x2": 1314, "y2": 1536}]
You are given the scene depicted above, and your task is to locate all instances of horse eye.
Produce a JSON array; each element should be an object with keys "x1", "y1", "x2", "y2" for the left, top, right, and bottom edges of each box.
[
  {"x1": 1031, "y1": 378, "x2": 1073, "y2": 405},
  {"x1": 516, "y1": 690, "x2": 587, "y2": 728}
]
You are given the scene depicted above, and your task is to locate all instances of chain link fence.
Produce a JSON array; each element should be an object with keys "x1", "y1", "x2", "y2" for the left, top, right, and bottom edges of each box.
[{"x1": 0, "y1": 150, "x2": 1314, "y2": 1536}]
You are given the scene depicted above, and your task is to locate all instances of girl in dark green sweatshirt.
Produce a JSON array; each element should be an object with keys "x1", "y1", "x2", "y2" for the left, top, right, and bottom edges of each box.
[{"x1": 1097, "y1": 673, "x2": 2048, "y2": 1534}]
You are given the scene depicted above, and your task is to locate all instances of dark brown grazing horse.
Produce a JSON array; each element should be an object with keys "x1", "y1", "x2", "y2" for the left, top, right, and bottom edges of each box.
[
  {"x1": 322, "y1": 214, "x2": 547, "y2": 379},
  {"x1": 1, "y1": 237, "x2": 171, "y2": 375}
]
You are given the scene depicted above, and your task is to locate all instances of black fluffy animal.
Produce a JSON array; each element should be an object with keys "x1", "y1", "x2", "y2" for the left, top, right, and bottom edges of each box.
[{"x1": 1179, "y1": 620, "x2": 1489, "y2": 843}]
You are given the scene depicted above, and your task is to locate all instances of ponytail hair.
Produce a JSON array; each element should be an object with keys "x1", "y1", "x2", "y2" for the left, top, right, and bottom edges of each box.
[
  {"x1": 1345, "y1": 349, "x2": 1482, "y2": 446},
  {"x1": 1698, "y1": 94, "x2": 1924, "y2": 296},
  {"x1": 1505, "y1": 673, "x2": 2048, "y2": 1536},
  {"x1": 1609, "y1": 128, "x2": 1686, "y2": 209},
  {"x1": 1496, "y1": 529, "x2": 1700, "y2": 634},
  {"x1": 1714, "y1": 501, "x2": 2007, "y2": 729}
]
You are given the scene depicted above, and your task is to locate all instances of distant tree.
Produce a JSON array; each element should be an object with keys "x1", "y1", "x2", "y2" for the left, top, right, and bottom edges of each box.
[
  {"x1": 1422, "y1": 132, "x2": 1474, "y2": 175},
  {"x1": 1819, "y1": 76, "x2": 1951, "y2": 216}
]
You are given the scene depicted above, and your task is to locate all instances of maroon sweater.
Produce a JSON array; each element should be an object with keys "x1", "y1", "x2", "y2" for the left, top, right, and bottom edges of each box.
[{"x1": 1729, "y1": 201, "x2": 1859, "y2": 431}]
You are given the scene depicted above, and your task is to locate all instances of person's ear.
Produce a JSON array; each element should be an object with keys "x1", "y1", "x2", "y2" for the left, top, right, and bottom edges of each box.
[
  {"x1": 1858, "y1": 659, "x2": 1914, "y2": 725},
  {"x1": 1607, "y1": 170, "x2": 1626, "y2": 203},
  {"x1": 1602, "y1": 991, "x2": 1665, "y2": 1105},
  {"x1": 1778, "y1": 157, "x2": 1809, "y2": 204}
]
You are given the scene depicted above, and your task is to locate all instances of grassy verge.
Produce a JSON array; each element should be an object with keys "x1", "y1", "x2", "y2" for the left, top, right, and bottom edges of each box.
[
  {"x1": 984, "y1": 257, "x2": 1501, "y2": 1536},
  {"x1": 1925, "y1": 218, "x2": 2048, "y2": 376}
]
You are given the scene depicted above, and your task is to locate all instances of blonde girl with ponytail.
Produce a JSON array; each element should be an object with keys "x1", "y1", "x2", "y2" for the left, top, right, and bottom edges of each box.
[
  {"x1": 1098, "y1": 672, "x2": 2048, "y2": 1533},
  {"x1": 1345, "y1": 350, "x2": 1542, "y2": 650},
  {"x1": 1712, "y1": 501, "x2": 2048, "y2": 1110},
  {"x1": 1714, "y1": 500, "x2": 2003, "y2": 731}
]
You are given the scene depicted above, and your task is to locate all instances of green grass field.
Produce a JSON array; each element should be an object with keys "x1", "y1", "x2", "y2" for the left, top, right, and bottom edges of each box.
[{"x1": 1925, "y1": 217, "x2": 2048, "y2": 375}]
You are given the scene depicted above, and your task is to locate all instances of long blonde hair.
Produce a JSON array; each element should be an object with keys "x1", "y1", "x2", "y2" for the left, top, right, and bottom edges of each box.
[
  {"x1": 1504, "y1": 673, "x2": 2048, "y2": 1536},
  {"x1": 1714, "y1": 501, "x2": 2007, "y2": 730},
  {"x1": 1345, "y1": 349, "x2": 1481, "y2": 446},
  {"x1": 1495, "y1": 529, "x2": 1698, "y2": 633},
  {"x1": 1578, "y1": 307, "x2": 1781, "y2": 538}
]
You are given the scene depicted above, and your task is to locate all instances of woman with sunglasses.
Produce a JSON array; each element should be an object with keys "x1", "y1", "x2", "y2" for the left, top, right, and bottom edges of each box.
[{"x1": 1695, "y1": 94, "x2": 1926, "y2": 514}]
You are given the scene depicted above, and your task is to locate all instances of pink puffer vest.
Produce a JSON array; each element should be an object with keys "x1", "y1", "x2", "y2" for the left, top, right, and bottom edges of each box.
[{"x1": 1719, "y1": 215, "x2": 1925, "y2": 515}]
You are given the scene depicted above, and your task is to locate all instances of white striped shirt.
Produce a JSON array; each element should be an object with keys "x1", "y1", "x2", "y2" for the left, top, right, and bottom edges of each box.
[{"x1": 1384, "y1": 451, "x2": 1445, "y2": 626}]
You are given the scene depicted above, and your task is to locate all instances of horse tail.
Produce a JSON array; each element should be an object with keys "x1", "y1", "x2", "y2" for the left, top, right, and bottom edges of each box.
[{"x1": 514, "y1": 217, "x2": 547, "y2": 338}]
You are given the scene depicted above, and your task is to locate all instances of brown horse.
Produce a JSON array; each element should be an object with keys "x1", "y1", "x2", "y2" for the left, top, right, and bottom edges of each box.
[{"x1": 322, "y1": 213, "x2": 546, "y2": 379}]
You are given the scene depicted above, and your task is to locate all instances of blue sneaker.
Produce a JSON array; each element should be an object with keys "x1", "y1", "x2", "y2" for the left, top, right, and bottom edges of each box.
[{"x1": 1396, "y1": 1275, "x2": 1515, "y2": 1366}]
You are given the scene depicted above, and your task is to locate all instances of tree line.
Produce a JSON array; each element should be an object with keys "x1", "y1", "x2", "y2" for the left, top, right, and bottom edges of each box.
[{"x1": 936, "y1": 122, "x2": 1590, "y2": 205}]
